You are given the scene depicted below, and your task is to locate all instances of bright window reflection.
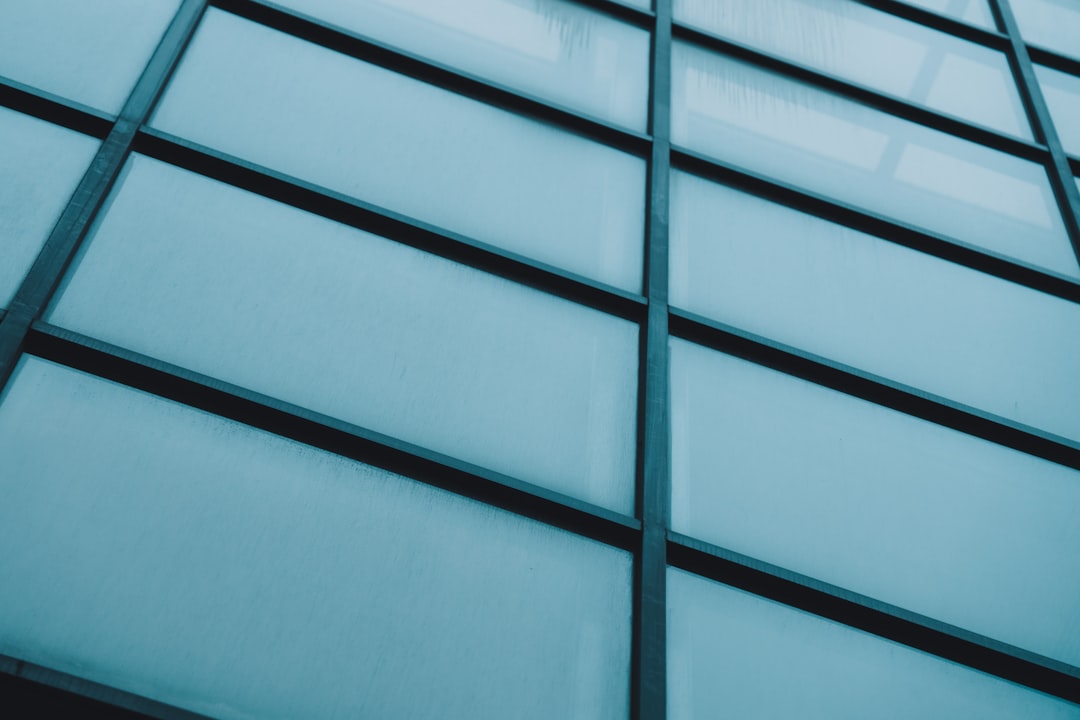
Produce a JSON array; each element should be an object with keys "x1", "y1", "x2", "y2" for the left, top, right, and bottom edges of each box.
[
  {"x1": 1009, "y1": 0, "x2": 1080, "y2": 62},
  {"x1": 1035, "y1": 64, "x2": 1080, "y2": 157},
  {"x1": 894, "y1": 0, "x2": 996, "y2": 29}
]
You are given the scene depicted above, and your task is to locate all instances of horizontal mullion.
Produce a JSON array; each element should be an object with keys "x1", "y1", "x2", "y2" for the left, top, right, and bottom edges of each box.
[
  {"x1": 667, "y1": 532, "x2": 1080, "y2": 705},
  {"x1": 135, "y1": 129, "x2": 647, "y2": 322},
  {"x1": 560, "y1": 0, "x2": 656, "y2": 28},
  {"x1": 26, "y1": 324, "x2": 642, "y2": 552},
  {"x1": 672, "y1": 22, "x2": 1045, "y2": 161},
  {"x1": 210, "y1": 0, "x2": 651, "y2": 157},
  {"x1": 0, "y1": 76, "x2": 113, "y2": 138},
  {"x1": 852, "y1": 0, "x2": 1010, "y2": 47},
  {"x1": 1028, "y1": 46, "x2": 1080, "y2": 78},
  {"x1": 669, "y1": 307, "x2": 1080, "y2": 473},
  {"x1": 671, "y1": 146, "x2": 1080, "y2": 306}
]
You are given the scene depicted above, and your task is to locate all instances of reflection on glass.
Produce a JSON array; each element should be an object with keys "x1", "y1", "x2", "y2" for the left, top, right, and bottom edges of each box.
[
  {"x1": 672, "y1": 42, "x2": 1077, "y2": 277},
  {"x1": 670, "y1": 171, "x2": 1080, "y2": 442},
  {"x1": 275, "y1": 0, "x2": 649, "y2": 130},
  {"x1": 0, "y1": 357, "x2": 633, "y2": 720},
  {"x1": 0, "y1": 0, "x2": 179, "y2": 113},
  {"x1": 0, "y1": 107, "x2": 99, "y2": 308},
  {"x1": 152, "y1": 9, "x2": 645, "y2": 290},
  {"x1": 674, "y1": 0, "x2": 1027, "y2": 137},
  {"x1": 48, "y1": 155, "x2": 638, "y2": 513},
  {"x1": 668, "y1": 569, "x2": 1080, "y2": 720},
  {"x1": 895, "y1": 0, "x2": 996, "y2": 29},
  {"x1": 670, "y1": 339, "x2": 1080, "y2": 666},
  {"x1": 1009, "y1": 0, "x2": 1080, "y2": 62},
  {"x1": 1036, "y1": 64, "x2": 1080, "y2": 157}
]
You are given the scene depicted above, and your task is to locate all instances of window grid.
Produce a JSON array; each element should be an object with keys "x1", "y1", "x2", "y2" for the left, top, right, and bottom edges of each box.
[{"x1": 0, "y1": 0, "x2": 1078, "y2": 716}]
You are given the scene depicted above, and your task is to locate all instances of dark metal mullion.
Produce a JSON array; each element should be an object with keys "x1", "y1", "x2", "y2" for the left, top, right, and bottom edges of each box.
[
  {"x1": 633, "y1": 0, "x2": 671, "y2": 718},
  {"x1": 668, "y1": 534, "x2": 1080, "y2": 704},
  {"x1": 0, "y1": 0, "x2": 208, "y2": 396},
  {"x1": 0, "y1": 76, "x2": 112, "y2": 138},
  {"x1": 670, "y1": 308, "x2": 1080, "y2": 473},
  {"x1": 672, "y1": 23, "x2": 1045, "y2": 162},
  {"x1": 1028, "y1": 45, "x2": 1080, "y2": 79},
  {"x1": 990, "y1": 0, "x2": 1080, "y2": 264},
  {"x1": 212, "y1": 0, "x2": 650, "y2": 157},
  {"x1": 672, "y1": 146, "x2": 1080, "y2": 305},
  {"x1": 26, "y1": 324, "x2": 641, "y2": 552},
  {"x1": 851, "y1": 0, "x2": 1011, "y2": 46}
]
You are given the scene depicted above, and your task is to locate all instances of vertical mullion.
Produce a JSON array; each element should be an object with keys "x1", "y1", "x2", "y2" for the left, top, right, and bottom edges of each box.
[
  {"x1": 0, "y1": 0, "x2": 208, "y2": 393},
  {"x1": 990, "y1": 0, "x2": 1080, "y2": 264},
  {"x1": 635, "y1": 1, "x2": 672, "y2": 719}
]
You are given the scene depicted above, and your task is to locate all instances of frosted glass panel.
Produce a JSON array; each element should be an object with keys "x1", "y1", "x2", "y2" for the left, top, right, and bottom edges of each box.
[
  {"x1": 1036, "y1": 64, "x2": 1080, "y2": 157},
  {"x1": 896, "y1": 0, "x2": 996, "y2": 29},
  {"x1": 1010, "y1": 0, "x2": 1080, "y2": 62},
  {"x1": 49, "y1": 155, "x2": 638, "y2": 513},
  {"x1": 672, "y1": 42, "x2": 1077, "y2": 277},
  {"x1": 0, "y1": 0, "x2": 179, "y2": 113},
  {"x1": 670, "y1": 171, "x2": 1080, "y2": 442},
  {"x1": 668, "y1": 569, "x2": 1080, "y2": 720},
  {"x1": 670, "y1": 339, "x2": 1080, "y2": 665},
  {"x1": 275, "y1": 0, "x2": 649, "y2": 130},
  {"x1": 152, "y1": 9, "x2": 645, "y2": 290},
  {"x1": 0, "y1": 357, "x2": 633, "y2": 720},
  {"x1": 674, "y1": 0, "x2": 1027, "y2": 137},
  {"x1": 0, "y1": 107, "x2": 99, "y2": 308}
]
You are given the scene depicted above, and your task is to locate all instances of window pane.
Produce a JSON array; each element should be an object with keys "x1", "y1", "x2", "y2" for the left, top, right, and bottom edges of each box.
[
  {"x1": 894, "y1": 0, "x2": 997, "y2": 29},
  {"x1": 0, "y1": 107, "x2": 99, "y2": 308},
  {"x1": 670, "y1": 171, "x2": 1080, "y2": 443},
  {"x1": 671, "y1": 339, "x2": 1080, "y2": 665},
  {"x1": 0, "y1": 356, "x2": 633, "y2": 720},
  {"x1": 1036, "y1": 64, "x2": 1080, "y2": 157},
  {"x1": 0, "y1": 0, "x2": 179, "y2": 113},
  {"x1": 48, "y1": 155, "x2": 638, "y2": 513},
  {"x1": 674, "y1": 0, "x2": 1027, "y2": 137},
  {"x1": 1009, "y1": 0, "x2": 1080, "y2": 63},
  {"x1": 151, "y1": 9, "x2": 645, "y2": 291},
  {"x1": 275, "y1": 0, "x2": 649, "y2": 131},
  {"x1": 668, "y1": 569, "x2": 1080, "y2": 720},
  {"x1": 672, "y1": 42, "x2": 1077, "y2": 277}
]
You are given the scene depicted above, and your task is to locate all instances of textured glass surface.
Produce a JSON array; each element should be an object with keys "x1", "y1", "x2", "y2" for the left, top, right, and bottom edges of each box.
[
  {"x1": 152, "y1": 9, "x2": 645, "y2": 290},
  {"x1": 49, "y1": 156, "x2": 638, "y2": 513},
  {"x1": 0, "y1": 0, "x2": 179, "y2": 113},
  {"x1": 0, "y1": 107, "x2": 99, "y2": 308},
  {"x1": 672, "y1": 42, "x2": 1077, "y2": 277},
  {"x1": 668, "y1": 569, "x2": 1080, "y2": 720},
  {"x1": 670, "y1": 171, "x2": 1080, "y2": 442},
  {"x1": 275, "y1": 0, "x2": 649, "y2": 130},
  {"x1": 1036, "y1": 64, "x2": 1080, "y2": 157},
  {"x1": 0, "y1": 357, "x2": 632, "y2": 720},
  {"x1": 674, "y1": 0, "x2": 1027, "y2": 137},
  {"x1": 1010, "y1": 0, "x2": 1080, "y2": 62},
  {"x1": 895, "y1": 0, "x2": 996, "y2": 28},
  {"x1": 671, "y1": 339, "x2": 1080, "y2": 665}
]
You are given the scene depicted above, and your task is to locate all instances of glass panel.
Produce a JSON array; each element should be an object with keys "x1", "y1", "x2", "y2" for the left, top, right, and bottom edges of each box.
[
  {"x1": 48, "y1": 155, "x2": 638, "y2": 513},
  {"x1": 1036, "y1": 64, "x2": 1080, "y2": 157},
  {"x1": 0, "y1": 107, "x2": 99, "y2": 308},
  {"x1": 668, "y1": 569, "x2": 1080, "y2": 720},
  {"x1": 674, "y1": 0, "x2": 1027, "y2": 137},
  {"x1": 0, "y1": 357, "x2": 632, "y2": 720},
  {"x1": 670, "y1": 171, "x2": 1080, "y2": 443},
  {"x1": 671, "y1": 339, "x2": 1080, "y2": 665},
  {"x1": 895, "y1": 0, "x2": 997, "y2": 29},
  {"x1": 1009, "y1": 0, "x2": 1080, "y2": 63},
  {"x1": 672, "y1": 42, "x2": 1077, "y2": 277},
  {"x1": 0, "y1": 0, "x2": 179, "y2": 113},
  {"x1": 151, "y1": 9, "x2": 645, "y2": 291},
  {"x1": 274, "y1": 0, "x2": 649, "y2": 131}
]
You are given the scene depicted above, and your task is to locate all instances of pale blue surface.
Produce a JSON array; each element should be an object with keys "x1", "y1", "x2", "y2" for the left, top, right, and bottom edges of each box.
[
  {"x1": 152, "y1": 9, "x2": 646, "y2": 291},
  {"x1": 275, "y1": 0, "x2": 650, "y2": 130},
  {"x1": 894, "y1": 0, "x2": 996, "y2": 28},
  {"x1": 49, "y1": 155, "x2": 639, "y2": 513},
  {"x1": 0, "y1": 107, "x2": 98, "y2": 308},
  {"x1": 670, "y1": 170, "x2": 1080, "y2": 442},
  {"x1": 672, "y1": 42, "x2": 1077, "y2": 277},
  {"x1": 1009, "y1": 0, "x2": 1080, "y2": 62},
  {"x1": 1036, "y1": 63, "x2": 1080, "y2": 157},
  {"x1": 0, "y1": 0, "x2": 179, "y2": 112},
  {"x1": 671, "y1": 339, "x2": 1080, "y2": 666},
  {"x1": 0, "y1": 357, "x2": 633, "y2": 720},
  {"x1": 674, "y1": 0, "x2": 1028, "y2": 137},
  {"x1": 669, "y1": 569, "x2": 1080, "y2": 719}
]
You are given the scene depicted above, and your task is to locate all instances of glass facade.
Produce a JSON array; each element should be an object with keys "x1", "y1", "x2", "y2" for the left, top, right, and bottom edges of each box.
[{"x1": 1, "y1": 1, "x2": 1079, "y2": 718}]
